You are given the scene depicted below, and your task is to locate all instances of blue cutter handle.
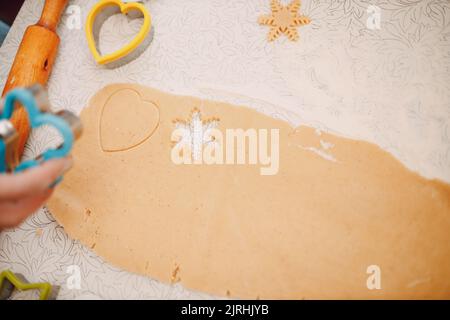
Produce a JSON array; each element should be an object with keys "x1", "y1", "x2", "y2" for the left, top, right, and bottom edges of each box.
[
  {"x1": 0, "y1": 140, "x2": 6, "y2": 173},
  {"x1": 1, "y1": 88, "x2": 74, "y2": 177}
]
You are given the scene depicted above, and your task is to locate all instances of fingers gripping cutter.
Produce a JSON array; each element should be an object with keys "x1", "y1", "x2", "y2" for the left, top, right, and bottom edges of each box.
[{"x1": 0, "y1": 85, "x2": 82, "y2": 178}]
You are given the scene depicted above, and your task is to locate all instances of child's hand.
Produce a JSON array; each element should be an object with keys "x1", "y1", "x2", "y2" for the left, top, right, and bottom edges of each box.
[{"x1": 0, "y1": 157, "x2": 72, "y2": 230}]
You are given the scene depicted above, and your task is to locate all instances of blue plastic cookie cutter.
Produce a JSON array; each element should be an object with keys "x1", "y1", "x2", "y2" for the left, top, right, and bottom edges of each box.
[{"x1": 0, "y1": 85, "x2": 82, "y2": 182}]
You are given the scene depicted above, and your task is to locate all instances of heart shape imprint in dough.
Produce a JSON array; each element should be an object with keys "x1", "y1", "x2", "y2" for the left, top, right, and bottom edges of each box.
[{"x1": 100, "y1": 88, "x2": 159, "y2": 152}]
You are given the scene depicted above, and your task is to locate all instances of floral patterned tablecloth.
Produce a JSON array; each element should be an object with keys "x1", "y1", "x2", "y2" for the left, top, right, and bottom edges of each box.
[{"x1": 0, "y1": 0, "x2": 449, "y2": 299}]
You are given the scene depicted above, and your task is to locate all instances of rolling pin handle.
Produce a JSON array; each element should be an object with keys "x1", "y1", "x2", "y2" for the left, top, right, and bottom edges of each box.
[{"x1": 37, "y1": 0, "x2": 69, "y2": 32}]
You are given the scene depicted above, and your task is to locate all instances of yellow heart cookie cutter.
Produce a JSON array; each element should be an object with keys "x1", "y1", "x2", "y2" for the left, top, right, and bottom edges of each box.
[{"x1": 86, "y1": 0, "x2": 152, "y2": 65}]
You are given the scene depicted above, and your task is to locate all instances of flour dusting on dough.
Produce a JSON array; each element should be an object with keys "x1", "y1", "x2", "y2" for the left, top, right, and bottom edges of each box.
[{"x1": 296, "y1": 144, "x2": 337, "y2": 162}]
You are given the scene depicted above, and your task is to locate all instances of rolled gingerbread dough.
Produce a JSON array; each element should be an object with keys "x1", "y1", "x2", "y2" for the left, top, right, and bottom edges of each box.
[{"x1": 48, "y1": 84, "x2": 450, "y2": 299}]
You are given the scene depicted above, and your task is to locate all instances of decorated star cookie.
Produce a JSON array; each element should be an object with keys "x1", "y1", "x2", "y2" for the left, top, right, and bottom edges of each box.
[{"x1": 258, "y1": 0, "x2": 311, "y2": 41}]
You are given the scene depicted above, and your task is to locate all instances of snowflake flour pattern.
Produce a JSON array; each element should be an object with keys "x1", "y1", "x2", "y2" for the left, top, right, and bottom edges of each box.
[{"x1": 172, "y1": 108, "x2": 220, "y2": 162}]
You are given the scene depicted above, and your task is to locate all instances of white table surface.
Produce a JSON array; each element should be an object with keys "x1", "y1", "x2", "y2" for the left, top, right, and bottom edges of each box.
[{"x1": 0, "y1": 0, "x2": 449, "y2": 299}]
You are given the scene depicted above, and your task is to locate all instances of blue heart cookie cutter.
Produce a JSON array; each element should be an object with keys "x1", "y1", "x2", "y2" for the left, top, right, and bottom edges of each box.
[{"x1": 1, "y1": 87, "x2": 76, "y2": 183}]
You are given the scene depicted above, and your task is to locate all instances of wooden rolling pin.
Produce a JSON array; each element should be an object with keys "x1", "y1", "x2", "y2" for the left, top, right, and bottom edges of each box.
[{"x1": 2, "y1": 0, "x2": 68, "y2": 160}]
